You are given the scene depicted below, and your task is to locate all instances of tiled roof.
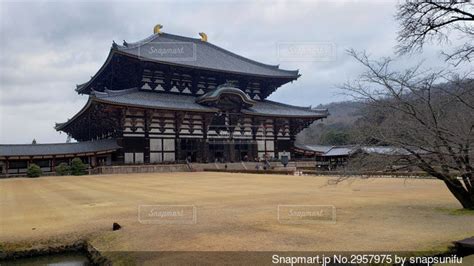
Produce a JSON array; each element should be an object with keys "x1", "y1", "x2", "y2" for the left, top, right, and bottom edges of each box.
[
  {"x1": 246, "y1": 100, "x2": 327, "y2": 118},
  {"x1": 93, "y1": 88, "x2": 215, "y2": 112},
  {"x1": 116, "y1": 33, "x2": 299, "y2": 78},
  {"x1": 92, "y1": 89, "x2": 328, "y2": 118},
  {"x1": 0, "y1": 139, "x2": 120, "y2": 157},
  {"x1": 360, "y1": 146, "x2": 412, "y2": 156},
  {"x1": 294, "y1": 144, "x2": 414, "y2": 157},
  {"x1": 324, "y1": 147, "x2": 355, "y2": 156},
  {"x1": 294, "y1": 143, "x2": 333, "y2": 153}
]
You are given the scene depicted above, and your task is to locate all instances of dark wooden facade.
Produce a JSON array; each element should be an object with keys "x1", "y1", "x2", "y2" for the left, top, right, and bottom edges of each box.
[{"x1": 56, "y1": 30, "x2": 328, "y2": 164}]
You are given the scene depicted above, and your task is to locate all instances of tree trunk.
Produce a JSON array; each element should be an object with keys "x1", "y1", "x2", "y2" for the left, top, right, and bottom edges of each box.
[{"x1": 443, "y1": 179, "x2": 474, "y2": 210}]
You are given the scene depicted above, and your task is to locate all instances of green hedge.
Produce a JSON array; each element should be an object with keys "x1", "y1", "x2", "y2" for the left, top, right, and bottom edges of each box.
[
  {"x1": 26, "y1": 163, "x2": 42, "y2": 178},
  {"x1": 70, "y1": 158, "x2": 87, "y2": 175},
  {"x1": 55, "y1": 162, "x2": 71, "y2": 176}
]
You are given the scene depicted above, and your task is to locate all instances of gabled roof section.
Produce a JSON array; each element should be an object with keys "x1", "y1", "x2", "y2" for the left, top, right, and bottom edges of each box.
[{"x1": 116, "y1": 32, "x2": 299, "y2": 78}]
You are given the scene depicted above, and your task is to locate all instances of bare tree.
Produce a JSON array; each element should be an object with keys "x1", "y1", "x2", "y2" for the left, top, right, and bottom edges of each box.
[
  {"x1": 396, "y1": 1, "x2": 474, "y2": 65},
  {"x1": 342, "y1": 49, "x2": 474, "y2": 209}
]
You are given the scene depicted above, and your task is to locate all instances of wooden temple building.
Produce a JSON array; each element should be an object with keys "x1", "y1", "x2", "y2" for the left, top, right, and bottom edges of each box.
[
  {"x1": 0, "y1": 140, "x2": 120, "y2": 175},
  {"x1": 1, "y1": 25, "x2": 328, "y2": 174}
]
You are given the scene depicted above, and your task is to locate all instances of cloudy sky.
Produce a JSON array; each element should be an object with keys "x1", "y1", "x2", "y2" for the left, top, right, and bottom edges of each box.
[{"x1": 0, "y1": 0, "x2": 466, "y2": 144}]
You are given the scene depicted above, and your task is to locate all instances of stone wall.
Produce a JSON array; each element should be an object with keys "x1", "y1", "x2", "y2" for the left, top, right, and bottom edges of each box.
[
  {"x1": 93, "y1": 161, "x2": 316, "y2": 175},
  {"x1": 94, "y1": 164, "x2": 191, "y2": 175}
]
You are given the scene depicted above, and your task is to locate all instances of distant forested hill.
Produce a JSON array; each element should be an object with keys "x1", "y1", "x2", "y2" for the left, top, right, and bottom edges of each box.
[
  {"x1": 296, "y1": 101, "x2": 363, "y2": 145},
  {"x1": 296, "y1": 80, "x2": 473, "y2": 145}
]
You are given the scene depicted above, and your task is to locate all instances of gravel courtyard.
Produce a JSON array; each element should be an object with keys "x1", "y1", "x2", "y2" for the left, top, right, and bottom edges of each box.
[{"x1": 1, "y1": 172, "x2": 473, "y2": 259}]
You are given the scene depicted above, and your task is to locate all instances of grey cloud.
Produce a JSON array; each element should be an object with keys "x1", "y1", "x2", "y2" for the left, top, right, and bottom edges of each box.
[{"x1": 0, "y1": 0, "x2": 466, "y2": 143}]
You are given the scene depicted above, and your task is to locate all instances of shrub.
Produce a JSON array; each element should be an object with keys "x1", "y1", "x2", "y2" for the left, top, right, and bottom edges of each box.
[
  {"x1": 55, "y1": 162, "x2": 70, "y2": 176},
  {"x1": 26, "y1": 163, "x2": 42, "y2": 178},
  {"x1": 70, "y1": 158, "x2": 87, "y2": 176}
]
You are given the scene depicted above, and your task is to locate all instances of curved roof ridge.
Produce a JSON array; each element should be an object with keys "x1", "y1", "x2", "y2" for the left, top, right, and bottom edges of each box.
[
  {"x1": 118, "y1": 33, "x2": 162, "y2": 49},
  {"x1": 202, "y1": 39, "x2": 292, "y2": 72},
  {"x1": 118, "y1": 32, "x2": 299, "y2": 75},
  {"x1": 118, "y1": 32, "x2": 201, "y2": 50}
]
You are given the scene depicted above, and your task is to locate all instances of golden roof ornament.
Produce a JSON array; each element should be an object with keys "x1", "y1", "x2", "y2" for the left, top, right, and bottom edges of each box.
[
  {"x1": 153, "y1": 24, "x2": 163, "y2": 34},
  {"x1": 199, "y1": 32, "x2": 207, "y2": 42}
]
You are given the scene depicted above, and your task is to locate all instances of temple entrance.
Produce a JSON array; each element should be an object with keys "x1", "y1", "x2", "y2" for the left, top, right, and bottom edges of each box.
[
  {"x1": 213, "y1": 152, "x2": 224, "y2": 162},
  {"x1": 209, "y1": 142, "x2": 225, "y2": 162},
  {"x1": 234, "y1": 140, "x2": 253, "y2": 161},
  {"x1": 206, "y1": 139, "x2": 256, "y2": 163},
  {"x1": 179, "y1": 139, "x2": 199, "y2": 162}
]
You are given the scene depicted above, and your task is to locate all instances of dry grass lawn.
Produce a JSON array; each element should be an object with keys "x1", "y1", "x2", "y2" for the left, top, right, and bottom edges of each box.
[{"x1": 1, "y1": 172, "x2": 473, "y2": 256}]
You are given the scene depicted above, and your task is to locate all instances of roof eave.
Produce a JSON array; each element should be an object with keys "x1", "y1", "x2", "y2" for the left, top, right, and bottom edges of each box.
[
  {"x1": 55, "y1": 97, "x2": 94, "y2": 131},
  {"x1": 75, "y1": 48, "x2": 117, "y2": 94},
  {"x1": 115, "y1": 50, "x2": 300, "y2": 80},
  {"x1": 118, "y1": 32, "x2": 300, "y2": 78},
  {"x1": 93, "y1": 97, "x2": 219, "y2": 114},
  {"x1": 241, "y1": 110, "x2": 328, "y2": 118}
]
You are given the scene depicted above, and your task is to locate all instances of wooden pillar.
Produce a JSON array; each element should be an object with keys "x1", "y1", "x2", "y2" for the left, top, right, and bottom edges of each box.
[
  {"x1": 175, "y1": 138, "x2": 181, "y2": 162},
  {"x1": 51, "y1": 156, "x2": 56, "y2": 172},
  {"x1": 289, "y1": 120, "x2": 298, "y2": 160},
  {"x1": 175, "y1": 112, "x2": 184, "y2": 162},
  {"x1": 91, "y1": 153, "x2": 97, "y2": 168},
  {"x1": 116, "y1": 108, "x2": 126, "y2": 164},
  {"x1": 5, "y1": 157, "x2": 9, "y2": 177},
  {"x1": 202, "y1": 139, "x2": 209, "y2": 163},
  {"x1": 273, "y1": 120, "x2": 279, "y2": 159},
  {"x1": 202, "y1": 114, "x2": 212, "y2": 163},
  {"x1": 251, "y1": 117, "x2": 259, "y2": 161},
  {"x1": 144, "y1": 110, "x2": 150, "y2": 163},
  {"x1": 228, "y1": 139, "x2": 235, "y2": 162}
]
